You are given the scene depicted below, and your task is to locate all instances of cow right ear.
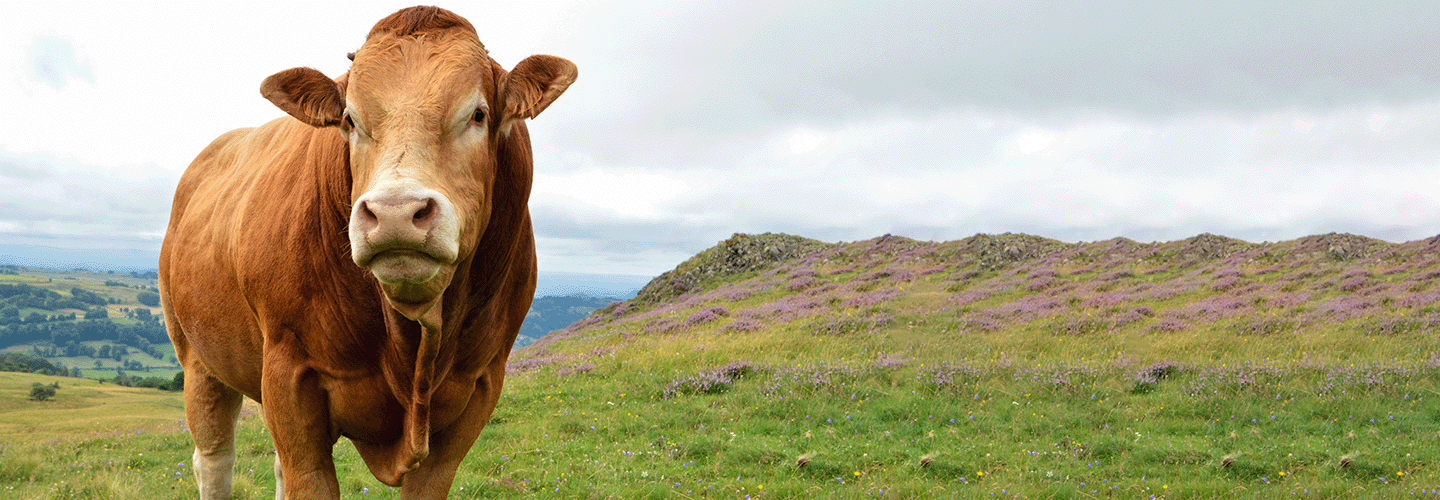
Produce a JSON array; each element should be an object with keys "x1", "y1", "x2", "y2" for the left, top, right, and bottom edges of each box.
[
  {"x1": 260, "y1": 67, "x2": 346, "y2": 128},
  {"x1": 497, "y1": 55, "x2": 577, "y2": 134}
]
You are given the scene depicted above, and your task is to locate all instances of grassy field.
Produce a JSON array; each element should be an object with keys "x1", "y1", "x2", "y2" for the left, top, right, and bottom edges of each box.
[
  {"x1": 2, "y1": 331, "x2": 1435, "y2": 499},
  {"x1": 0, "y1": 372, "x2": 184, "y2": 442},
  {"x1": 478, "y1": 322, "x2": 1440, "y2": 498},
  {"x1": 3, "y1": 233, "x2": 1440, "y2": 498}
]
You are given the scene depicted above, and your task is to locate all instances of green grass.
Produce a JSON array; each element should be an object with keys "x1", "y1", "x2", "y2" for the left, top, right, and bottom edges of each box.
[
  {"x1": 0, "y1": 372, "x2": 183, "y2": 442},
  {"x1": 1, "y1": 322, "x2": 1436, "y2": 498},
  {"x1": 3, "y1": 233, "x2": 1440, "y2": 498},
  {"x1": 471, "y1": 325, "x2": 1440, "y2": 499}
]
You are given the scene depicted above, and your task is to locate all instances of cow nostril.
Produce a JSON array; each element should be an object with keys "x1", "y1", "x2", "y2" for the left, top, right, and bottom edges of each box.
[
  {"x1": 359, "y1": 201, "x2": 379, "y2": 224},
  {"x1": 413, "y1": 199, "x2": 436, "y2": 223}
]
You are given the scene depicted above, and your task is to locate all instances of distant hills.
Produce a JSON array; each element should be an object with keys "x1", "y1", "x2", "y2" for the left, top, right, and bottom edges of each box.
[
  {"x1": 0, "y1": 265, "x2": 172, "y2": 379},
  {"x1": 518, "y1": 273, "x2": 646, "y2": 348},
  {"x1": 0, "y1": 244, "x2": 162, "y2": 273},
  {"x1": 534, "y1": 271, "x2": 646, "y2": 299},
  {"x1": 0, "y1": 244, "x2": 651, "y2": 296},
  {"x1": 515, "y1": 294, "x2": 624, "y2": 348},
  {"x1": 13, "y1": 231, "x2": 1438, "y2": 361},
  {"x1": 0, "y1": 244, "x2": 650, "y2": 351}
]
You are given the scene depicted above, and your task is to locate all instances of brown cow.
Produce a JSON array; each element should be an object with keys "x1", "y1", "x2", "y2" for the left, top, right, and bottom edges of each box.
[{"x1": 158, "y1": 7, "x2": 575, "y2": 499}]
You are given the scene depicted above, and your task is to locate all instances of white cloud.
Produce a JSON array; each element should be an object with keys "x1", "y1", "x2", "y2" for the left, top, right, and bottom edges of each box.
[
  {"x1": 787, "y1": 129, "x2": 826, "y2": 155},
  {"x1": 1012, "y1": 129, "x2": 1056, "y2": 156},
  {"x1": 533, "y1": 167, "x2": 689, "y2": 220},
  {"x1": 629, "y1": 98, "x2": 1440, "y2": 261}
]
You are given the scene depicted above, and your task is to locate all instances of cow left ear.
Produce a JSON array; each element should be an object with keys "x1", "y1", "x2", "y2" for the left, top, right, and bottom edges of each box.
[
  {"x1": 497, "y1": 55, "x2": 577, "y2": 134},
  {"x1": 260, "y1": 67, "x2": 346, "y2": 128}
]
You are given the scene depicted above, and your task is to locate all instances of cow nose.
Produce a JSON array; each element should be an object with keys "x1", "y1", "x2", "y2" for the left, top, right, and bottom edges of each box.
[
  {"x1": 348, "y1": 185, "x2": 460, "y2": 272},
  {"x1": 355, "y1": 195, "x2": 440, "y2": 245}
]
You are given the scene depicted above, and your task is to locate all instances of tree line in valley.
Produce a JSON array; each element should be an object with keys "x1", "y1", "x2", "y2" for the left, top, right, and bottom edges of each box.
[
  {"x1": 0, "y1": 280, "x2": 172, "y2": 368},
  {"x1": 2, "y1": 313, "x2": 169, "y2": 358},
  {"x1": 0, "y1": 351, "x2": 183, "y2": 391}
]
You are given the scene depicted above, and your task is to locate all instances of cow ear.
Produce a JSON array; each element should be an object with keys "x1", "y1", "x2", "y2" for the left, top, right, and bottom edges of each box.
[
  {"x1": 497, "y1": 55, "x2": 576, "y2": 133},
  {"x1": 260, "y1": 67, "x2": 346, "y2": 128}
]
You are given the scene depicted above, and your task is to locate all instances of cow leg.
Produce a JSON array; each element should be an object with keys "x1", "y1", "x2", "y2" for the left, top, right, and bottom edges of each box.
[
  {"x1": 185, "y1": 368, "x2": 244, "y2": 500},
  {"x1": 399, "y1": 370, "x2": 506, "y2": 499},
  {"x1": 274, "y1": 455, "x2": 285, "y2": 500},
  {"x1": 261, "y1": 343, "x2": 340, "y2": 500}
]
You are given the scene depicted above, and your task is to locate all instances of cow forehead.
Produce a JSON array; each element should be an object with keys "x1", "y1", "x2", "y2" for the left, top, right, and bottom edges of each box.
[{"x1": 349, "y1": 32, "x2": 492, "y2": 123}]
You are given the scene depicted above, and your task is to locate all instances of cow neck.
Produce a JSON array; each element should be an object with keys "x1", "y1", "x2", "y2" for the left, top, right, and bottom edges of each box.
[
  {"x1": 376, "y1": 299, "x2": 442, "y2": 478},
  {"x1": 309, "y1": 128, "x2": 357, "y2": 277},
  {"x1": 307, "y1": 126, "x2": 385, "y2": 345},
  {"x1": 464, "y1": 122, "x2": 534, "y2": 306},
  {"x1": 315, "y1": 129, "x2": 353, "y2": 244}
]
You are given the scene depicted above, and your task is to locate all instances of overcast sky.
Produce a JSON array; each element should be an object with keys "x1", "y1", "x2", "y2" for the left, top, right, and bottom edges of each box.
[{"x1": 4, "y1": 1, "x2": 1440, "y2": 276}]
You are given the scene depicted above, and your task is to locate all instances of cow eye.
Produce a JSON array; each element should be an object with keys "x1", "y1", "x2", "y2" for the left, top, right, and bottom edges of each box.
[
  {"x1": 472, "y1": 108, "x2": 486, "y2": 124},
  {"x1": 344, "y1": 113, "x2": 355, "y2": 129}
]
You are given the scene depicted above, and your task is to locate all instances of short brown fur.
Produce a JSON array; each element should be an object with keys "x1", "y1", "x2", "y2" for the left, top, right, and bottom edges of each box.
[{"x1": 368, "y1": 5, "x2": 477, "y2": 40}]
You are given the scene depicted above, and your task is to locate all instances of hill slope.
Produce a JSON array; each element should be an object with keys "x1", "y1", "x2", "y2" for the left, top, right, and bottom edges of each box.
[{"x1": 519, "y1": 231, "x2": 1440, "y2": 365}]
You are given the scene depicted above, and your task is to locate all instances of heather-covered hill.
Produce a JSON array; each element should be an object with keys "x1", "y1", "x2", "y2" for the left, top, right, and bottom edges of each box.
[
  {"x1": 483, "y1": 232, "x2": 1439, "y2": 498},
  {"x1": 516, "y1": 231, "x2": 1440, "y2": 368}
]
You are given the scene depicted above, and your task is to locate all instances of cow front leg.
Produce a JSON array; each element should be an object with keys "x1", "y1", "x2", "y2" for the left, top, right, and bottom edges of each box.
[
  {"x1": 274, "y1": 455, "x2": 285, "y2": 500},
  {"x1": 261, "y1": 347, "x2": 339, "y2": 500},
  {"x1": 185, "y1": 368, "x2": 244, "y2": 500}
]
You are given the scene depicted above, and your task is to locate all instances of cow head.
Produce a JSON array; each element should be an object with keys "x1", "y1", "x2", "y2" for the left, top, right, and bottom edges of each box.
[{"x1": 258, "y1": 7, "x2": 574, "y2": 323}]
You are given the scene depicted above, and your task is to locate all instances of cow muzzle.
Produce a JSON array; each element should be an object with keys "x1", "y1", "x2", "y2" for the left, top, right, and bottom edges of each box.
[{"x1": 349, "y1": 183, "x2": 460, "y2": 285}]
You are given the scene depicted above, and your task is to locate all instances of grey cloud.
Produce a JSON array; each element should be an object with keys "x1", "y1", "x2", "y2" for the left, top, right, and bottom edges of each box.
[
  {"x1": 529, "y1": 202, "x2": 754, "y2": 274},
  {"x1": 778, "y1": 1, "x2": 1440, "y2": 116},
  {"x1": 528, "y1": 0, "x2": 1440, "y2": 202},
  {"x1": 551, "y1": 1, "x2": 1440, "y2": 135},
  {"x1": 0, "y1": 149, "x2": 175, "y2": 241}
]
